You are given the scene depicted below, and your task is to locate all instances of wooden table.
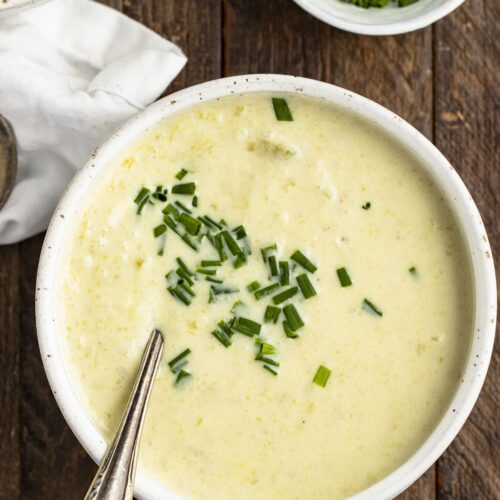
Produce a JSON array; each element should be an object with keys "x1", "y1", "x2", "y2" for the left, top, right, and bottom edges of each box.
[{"x1": 0, "y1": 1, "x2": 498, "y2": 498}]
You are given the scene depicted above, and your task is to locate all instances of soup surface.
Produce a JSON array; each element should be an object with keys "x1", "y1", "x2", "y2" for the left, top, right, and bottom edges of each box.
[{"x1": 62, "y1": 93, "x2": 473, "y2": 499}]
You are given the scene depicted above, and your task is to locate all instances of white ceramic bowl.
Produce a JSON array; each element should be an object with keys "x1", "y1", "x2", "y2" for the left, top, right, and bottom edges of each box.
[
  {"x1": 292, "y1": 0, "x2": 466, "y2": 35},
  {"x1": 36, "y1": 74, "x2": 496, "y2": 500}
]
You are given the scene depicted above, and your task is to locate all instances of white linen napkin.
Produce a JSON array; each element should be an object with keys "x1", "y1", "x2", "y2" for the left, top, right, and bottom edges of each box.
[{"x1": 0, "y1": 0, "x2": 187, "y2": 244}]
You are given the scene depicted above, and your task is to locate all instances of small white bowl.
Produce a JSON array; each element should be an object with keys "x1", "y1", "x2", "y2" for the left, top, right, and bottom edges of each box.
[
  {"x1": 292, "y1": 0, "x2": 466, "y2": 35},
  {"x1": 36, "y1": 74, "x2": 496, "y2": 500}
]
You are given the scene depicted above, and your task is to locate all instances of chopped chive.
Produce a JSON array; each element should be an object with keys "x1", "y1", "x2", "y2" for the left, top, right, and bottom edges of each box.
[
  {"x1": 291, "y1": 250, "x2": 317, "y2": 273},
  {"x1": 179, "y1": 213, "x2": 201, "y2": 236},
  {"x1": 177, "y1": 268, "x2": 194, "y2": 286},
  {"x1": 272, "y1": 286, "x2": 299, "y2": 305},
  {"x1": 279, "y1": 261, "x2": 290, "y2": 286},
  {"x1": 213, "y1": 232, "x2": 227, "y2": 261},
  {"x1": 175, "y1": 168, "x2": 188, "y2": 180},
  {"x1": 209, "y1": 285, "x2": 239, "y2": 298},
  {"x1": 362, "y1": 201, "x2": 371, "y2": 210},
  {"x1": 261, "y1": 243, "x2": 277, "y2": 263},
  {"x1": 259, "y1": 342, "x2": 277, "y2": 356},
  {"x1": 206, "y1": 276, "x2": 223, "y2": 284},
  {"x1": 134, "y1": 187, "x2": 151, "y2": 214},
  {"x1": 180, "y1": 233, "x2": 199, "y2": 251},
  {"x1": 162, "y1": 203, "x2": 180, "y2": 220},
  {"x1": 283, "y1": 304, "x2": 304, "y2": 331},
  {"x1": 283, "y1": 320, "x2": 298, "y2": 338},
  {"x1": 409, "y1": 266, "x2": 417, "y2": 275},
  {"x1": 211, "y1": 328, "x2": 232, "y2": 348},
  {"x1": 205, "y1": 215, "x2": 223, "y2": 230},
  {"x1": 268, "y1": 255, "x2": 278, "y2": 276},
  {"x1": 196, "y1": 268, "x2": 216, "y2": 275},
  {"x1": 152, "y1": 186, "x2": 167, "y2": 202},
  {"x1": 168, "y1": 285, "x2": 192, "y2": 305},
  {"x1": 399, "y1": 0, "x2": 419, "y2": 6},
  {"x1": 254, "y1": 283, "x2": 280, "y2": 300},
  {"x1": 172, "y1": 182, "x2": 196, "y2": 195},
  {"x1": 233, "y1": 225, "x2": 247, "y2": 240},
  {"x1": 175, "y1": 369, "x2": 191, "y2": 385},
  {"x1": 178, "y1": 280, "x2": 195, "y2": 297},
  {"x1": 134, "y1": 187, "x2": 150, "y2": 204},
  {"x1": 296, "y1": 273, "x2": 316, "y2": 299},
  {"x1": 256, "y1": 355, "x2": 279, "y2": 367},
  {"x1": 233, "y1": 252, "x2": 247, "y2": 269},
  {"x1": 192, "y1": 195, "x2": 198, "y2": 207},
  {"x1": 263, "y1": 364, "x2": 278, "y2": 376},
  {"x1": 313, "y1": 365, "x2": 331, "y2": 388},
  {"x1": 232, "y1": 317, "x2": 261, "y2": 337},
  {"x1": 174, "y1": 201, "x2": 193, "y2": 214},
  {"x1": 176, "y1": 257, "x2": 193, "y2": 276},
  {"x1": 336, "y1": 267, "x2": 352, "y2": 287},
  {"x1": 272, "y1": 97, "x2": 293, "y2": 122},
  {"x1": 264, "y1": 305, "x2": 281, "y2": 324},
  {"x1": 201, "y1": 260, "x2": 222, "y2": 267},
  {"x1": 218, "y1": 320, "x2": 234, "y2": 337},
  {"x1": 247, "y1": 280, "x2": 261, "y2": 292},
  {"x1": 168, "y1": 348, "x2": 191, "y2": 372},
  {"x1": 153, "y1": 224, "x2": 167, "y2": 238},
  {"x1": 363, "y1": 298, "x2": 383, "y2": 317},
  {"x1": 221, "y1": 230, "x2": 241, "y2": 256}
]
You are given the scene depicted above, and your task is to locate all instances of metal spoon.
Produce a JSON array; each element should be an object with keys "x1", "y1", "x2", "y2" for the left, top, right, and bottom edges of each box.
[
  {"x1": 84, "y1": 329, "x2": 164, "y2": 500},
  {"x1": 0, "y1": 113, "x2": 17, "y2": 210}
]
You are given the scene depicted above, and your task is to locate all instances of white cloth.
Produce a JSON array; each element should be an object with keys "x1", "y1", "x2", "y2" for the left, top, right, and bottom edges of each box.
[{"x1": 0, "y1": 0, "x2": 186, "y2": 244}]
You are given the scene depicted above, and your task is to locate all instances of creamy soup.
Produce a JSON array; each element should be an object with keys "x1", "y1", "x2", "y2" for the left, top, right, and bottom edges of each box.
[{"x1": 62, "y1": 93, "x2": 473, "y2": 499}]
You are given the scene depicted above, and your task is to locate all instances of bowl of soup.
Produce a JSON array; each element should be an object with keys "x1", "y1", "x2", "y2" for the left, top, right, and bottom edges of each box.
[{"x1": 36, "y1": 74, "x2": 496, "y2": 500}]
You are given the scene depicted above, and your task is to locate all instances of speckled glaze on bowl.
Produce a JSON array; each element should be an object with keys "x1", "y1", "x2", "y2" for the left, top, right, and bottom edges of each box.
[
  {"x1": 36, "y1": 74, "x2": 496, "y2": 500},
  {"x1": 292, "y1": 0, "x2": 466, "y2": 35}
]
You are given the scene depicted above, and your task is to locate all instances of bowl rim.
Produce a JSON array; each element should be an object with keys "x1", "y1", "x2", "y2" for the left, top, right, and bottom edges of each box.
[
  {"x1": 36, "y1": 73, "x2": 496, "y2": 500},
  {"x1": 292, "y1": 0, "x2": 466, "y2": 35}
]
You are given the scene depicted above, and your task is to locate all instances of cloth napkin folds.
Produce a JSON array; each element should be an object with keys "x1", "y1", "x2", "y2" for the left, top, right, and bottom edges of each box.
[{"x1": 0, "y1": 0, "x2": 187, "y2": 244}]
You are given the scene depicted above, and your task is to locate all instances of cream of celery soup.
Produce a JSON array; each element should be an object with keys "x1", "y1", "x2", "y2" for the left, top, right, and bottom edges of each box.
[{"x1": 62, "y1": 94, "x2": 473, "y2": 499}]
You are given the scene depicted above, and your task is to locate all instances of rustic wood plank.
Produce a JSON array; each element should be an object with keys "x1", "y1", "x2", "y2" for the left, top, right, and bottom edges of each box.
[
  {"x1": 0, "y1": 244, "x2": 21, "y2": 500},
  {"x1": 434, "y1": 0, "x2": 500, "y2": 498},
  {"x1": 122, "y1": 0, "x2": 222, "y2": 94},
  {"x1": 223, "y1": 2, "x2": 435, "y2": 497}
]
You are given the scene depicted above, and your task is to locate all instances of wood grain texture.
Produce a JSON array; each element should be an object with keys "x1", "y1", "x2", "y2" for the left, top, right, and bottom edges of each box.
[
  {"x1": 0, "y1": 0, "x2": 497, "y2": 499},
  {"x1": 0, "y1": 245, "x2": 20, "y2": 500},
  {"x1": 434, "y1": 1, "x2": 500, "y2": 498}
]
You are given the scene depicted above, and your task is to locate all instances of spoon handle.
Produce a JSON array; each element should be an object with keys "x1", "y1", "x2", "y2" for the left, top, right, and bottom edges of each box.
[{"x1": 84, "y1": 329, "x2": 164, "y2": 500}]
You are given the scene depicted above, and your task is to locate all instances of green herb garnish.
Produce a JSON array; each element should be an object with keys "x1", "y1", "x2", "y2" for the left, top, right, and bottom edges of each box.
[
  {"x1": 172, "y1": 182, "x2": 196, "y2": 195},
  {"x1": 179, "y1": 213, "x2": 201, "y2": 236},
  {"x1": 168, "y1": 348, "x2": 191, "y2": 372},
  {"x1": 272, "y1": 97, "x2": 293, "y2": 122},
  {"x1": 362, "y1": 201, "x2": 371, "y2": 210},
  {"x1": 175, "y1": 369, "x2": 191, "y2": 384},
  {"x1": 254, "y1": 283, "x2": 280, "y2": 300},
  {"x1": 336, "y1": 267, "x2": 352, "y2": 287},
  {"x1": 409, "y1": 266, "x2": 417, "y2": 275},
  {"x1": 363, "y1": 298, "x2": 383, "y2": 317},
  {"x1": 232, "y1": 317, "x2": 261, "y2": 337},
  {"x1": 272, "y1": 286, "x2": 299, "y2": 305},
  {"x1": 247, "y1": 280, "x2": 261, "y2": 292},
  {"x1": 153, "y1": 224, "x2": 167, "y2": 238},
  {"x1": 296, "y1": 273, "x2": 316, "y2": 299},
  {"x1": 134, "y1": 187, "x2": 151, "y2": 214},
  {"x1": 313, "y1": 365, "x2": 331, "y2": 387},
  {"x1": 283, "y1": 304, "x2": 304, "y2": 331},
  {"x1": 279, "y1": 261, "x2": 290, "y2": 286},
  {"x1": 175, "y1": 168, "x2": 188, "y2": 180},
  {"x1": 283, "y1": 320, "x2": 298, "y2": 338},
  {"x1": 263, "y1": 364, "x2": 278, "y2": 376},
  {"x1": 211, "y1": 328, "x2": 232, "y2": 348},
  {"x1": 264, "y1": 305, "x2": 281, "y2": 324},
  {"x1": 291, "y1": 250, "x2": 317, "y2": 273}
]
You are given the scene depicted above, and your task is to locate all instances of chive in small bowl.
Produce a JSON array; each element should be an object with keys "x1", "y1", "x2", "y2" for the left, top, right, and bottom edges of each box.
[{"x1": 292, "y1": 0, "x2": 466, "y2": 35}]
